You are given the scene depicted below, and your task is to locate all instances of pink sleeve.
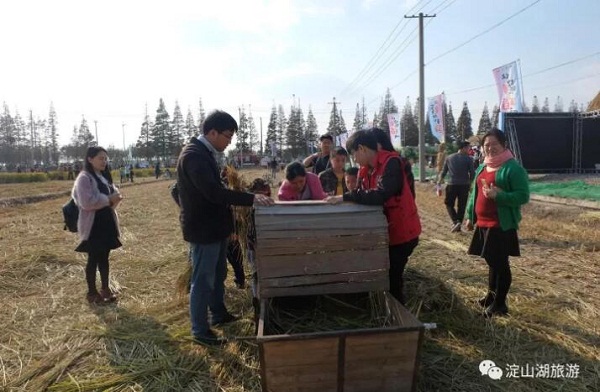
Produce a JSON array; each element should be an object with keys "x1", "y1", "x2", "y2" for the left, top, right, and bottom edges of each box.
[
  {"x1": 278, "y1": 180, "x2": 297, "y2": 201},
  {"x1": 307, "y1": 173, "x2": 328, "y2": 200}
]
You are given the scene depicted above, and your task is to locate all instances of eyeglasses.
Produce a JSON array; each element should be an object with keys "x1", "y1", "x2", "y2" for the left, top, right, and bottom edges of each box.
[{"x1": 220, "y1": 132, "x2": 234, "y2": 140}]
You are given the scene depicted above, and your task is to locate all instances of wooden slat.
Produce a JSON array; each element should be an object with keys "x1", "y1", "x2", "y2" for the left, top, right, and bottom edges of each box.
[
  {"x1": 256, "y1": 202, "x2": 384, "y2": 215},
  {"x1": 257, "y1": 234, "x2": 387, "y2": 256},
  {"x1": 260, "y1": 279, "x2": 389, "y2": 298},
  {"x1": 262, "y1": 338, "x2": 338, "y2": 367},
  {"x1": 260, "y1": 270, "x2": 388, "y2": 289},
  {"x1": 256, "y1": 227, "x2": 388, "y2": 240},
  {"x1": 344, "y1": 332, "x2": 420, "y2": 392},
  {"x1": 256, "y1": 213, "x2": 386, "y2": 232},
  {"x1": 344, "y1": 331, "x2": 420, "y2": 361},
  {"x1": 257, "y1": 248, "x2": 389, "y2": 279},
  {"x1": 265, "y1": 366, "x2": 338, "y2": 392}
]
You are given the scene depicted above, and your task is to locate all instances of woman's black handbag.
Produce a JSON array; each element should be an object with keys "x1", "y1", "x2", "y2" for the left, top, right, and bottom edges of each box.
[{"x1": 62, "y1": 198, "x2": 79, "y2": 232}]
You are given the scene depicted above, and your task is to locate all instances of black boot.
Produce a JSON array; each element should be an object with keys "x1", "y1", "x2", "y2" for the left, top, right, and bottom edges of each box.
[
  {"x1": 483, "y1": 301, "x2": 509, "y2": 318},
  {"x1": 478, "y1": 292, "x2": 495, "y2": 307}
]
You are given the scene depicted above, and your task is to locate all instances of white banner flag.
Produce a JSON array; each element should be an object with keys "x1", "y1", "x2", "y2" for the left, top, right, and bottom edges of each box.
[
  {"x1": 387, "y1": 113, "x2": 402, "y2": 147},
  {"x1": 493, "y1": 60, "x2": 524, "y2": 112}
]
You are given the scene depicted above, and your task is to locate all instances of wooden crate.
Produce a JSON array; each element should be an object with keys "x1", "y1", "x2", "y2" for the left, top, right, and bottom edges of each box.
[
  {"x1": 254, "y1": 201, "x2": 389, "y2": 299},
  {"x1": 257, "y1": 292, "x2": 424, "y2": 392}
]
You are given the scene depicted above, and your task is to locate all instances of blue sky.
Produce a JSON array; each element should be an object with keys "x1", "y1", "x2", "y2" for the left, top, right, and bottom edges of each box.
[{"x1": 0, "y1": 0, "x2": 598, "y2": 149}]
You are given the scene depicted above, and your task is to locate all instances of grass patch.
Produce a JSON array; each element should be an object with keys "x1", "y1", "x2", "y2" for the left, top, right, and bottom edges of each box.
[{"x1": 529, "y1": 180, "x2": 600, "y2": 202}]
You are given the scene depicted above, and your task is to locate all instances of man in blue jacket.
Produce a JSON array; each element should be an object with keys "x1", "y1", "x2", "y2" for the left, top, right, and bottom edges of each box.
[{"x1": 177, "y1": 110, "x2": 273, "y2": 345}]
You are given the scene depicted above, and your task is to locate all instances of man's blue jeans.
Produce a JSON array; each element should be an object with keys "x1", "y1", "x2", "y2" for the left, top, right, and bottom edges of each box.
[{"x1": 190, "y1": 240, "x2": 228, "y2": 337}]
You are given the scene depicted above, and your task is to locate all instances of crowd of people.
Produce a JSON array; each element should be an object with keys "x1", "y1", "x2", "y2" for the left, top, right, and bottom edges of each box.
[{"x1": 69, "y1": 109, "x2": 530, "y2": 346}]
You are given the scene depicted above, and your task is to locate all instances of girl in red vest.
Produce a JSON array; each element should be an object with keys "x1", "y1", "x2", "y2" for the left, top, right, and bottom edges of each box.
[{"x1": 327, "y1": 130, "x2": 421, "y2": 304}]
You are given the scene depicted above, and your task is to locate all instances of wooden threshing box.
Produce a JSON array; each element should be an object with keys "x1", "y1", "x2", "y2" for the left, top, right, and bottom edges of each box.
[
  {"x1": 254, "y1": 201, "x2": 389, "y2": 299},
  {"x1": 257, "y1": 292, "x2": 424, "y2": 392}
]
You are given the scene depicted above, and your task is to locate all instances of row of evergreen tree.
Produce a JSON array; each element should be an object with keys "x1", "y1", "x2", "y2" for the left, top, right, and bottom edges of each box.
[{"x1": 0, "y1": 93, "x2": 586, "y2": 167}]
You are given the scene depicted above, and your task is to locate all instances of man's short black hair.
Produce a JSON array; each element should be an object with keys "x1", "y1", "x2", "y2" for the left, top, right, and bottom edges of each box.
[
  {"x1": 202, "y1": 110, "x2": 238, "y2": 135},
  {"x1": 457, "y1": 141, "x2": 470, "y2": 149},
  {"x1": 345, "y1": 166, "x2": 359, "y2": 176},
  {"x1": 345, "y1": 130, "x2": 378, "y2": 154},
  {"x1": 319, "y1": 133, "x2": 334, "y2": 142}
]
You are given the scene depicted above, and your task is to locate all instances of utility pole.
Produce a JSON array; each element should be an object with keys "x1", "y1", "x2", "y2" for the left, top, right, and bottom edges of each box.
[
  {"x1": 94, "y1": 120, "x2": 98, "y2": 145},
  {"x1": 405, "y1": 12, "x2": 435, "y2": 182},
  {"x1": 30, "y1": 110, "x2": 34, "y2": 164},
  {"x1": 260, "y1": 117, "x2": 263, "y2": 156},
  {"x1": 327, "y1": 97, "x2": 341, "y2": 136},
  {"x1": 122, "y1": 123, "x2": 126, "y2": 153},
  {"x1": 362, "y1": 96, "x2": 366, "y2": 128}
]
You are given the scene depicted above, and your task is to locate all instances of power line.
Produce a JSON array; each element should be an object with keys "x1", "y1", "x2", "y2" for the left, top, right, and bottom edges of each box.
[
  {"x1": 526, "y1": 51, "x2": 600, "y2": 78},
  {"x1": 426, "y1": 0, "x2": 542, "y2": 65},
  {"x1": 434, "y1": 0, "x2": 456, "y2": 14},
  {"x1": 339, "y1": 0, "x2": 428, "y2": 98},
  {"x1": 351, "y1": 0, "x2": 457, "y2": 100},
  {"x1": 446, "y1": 51, "x2": 600, "y2": 95},
  {"x1": 532, "y1": 71, "x2": 600, "y2": 91},
  {"x1": 350, "y1": 25, "x2": 420, "y2": 97}
]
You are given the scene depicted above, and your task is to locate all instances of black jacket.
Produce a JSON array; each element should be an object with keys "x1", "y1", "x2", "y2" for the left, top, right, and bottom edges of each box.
[{"x1": 177, "y1": 137, "x2": 254, "y2": 244}]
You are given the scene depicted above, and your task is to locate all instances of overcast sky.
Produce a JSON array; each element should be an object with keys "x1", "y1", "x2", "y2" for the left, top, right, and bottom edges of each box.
[{"x1": 1, "y1": 0, "x2": 598, "y2": 149}]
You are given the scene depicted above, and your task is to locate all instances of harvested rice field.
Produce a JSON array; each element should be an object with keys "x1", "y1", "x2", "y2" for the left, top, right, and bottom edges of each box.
[{"x1": 0, "y1": 168, "x2": 598, "y2": 391}]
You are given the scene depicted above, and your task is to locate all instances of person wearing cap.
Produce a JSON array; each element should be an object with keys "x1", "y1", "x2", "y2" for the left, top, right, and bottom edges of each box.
[
  {"x1": 303, "y1": 133, "x2": 333, "y2": 175},
  {"x1": 437, "y1": 141, "x2": 475, "y2": 232}
]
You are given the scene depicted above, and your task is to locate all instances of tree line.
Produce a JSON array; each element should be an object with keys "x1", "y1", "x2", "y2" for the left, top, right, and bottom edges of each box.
[{"x1": 0, "y1": 94, "x2": 586, "y2": 168}]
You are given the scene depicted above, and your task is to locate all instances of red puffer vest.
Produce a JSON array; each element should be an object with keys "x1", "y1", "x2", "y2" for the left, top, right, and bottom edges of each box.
[{"x1": 358, "y1": 150, "x2": 421, "y2": 245}]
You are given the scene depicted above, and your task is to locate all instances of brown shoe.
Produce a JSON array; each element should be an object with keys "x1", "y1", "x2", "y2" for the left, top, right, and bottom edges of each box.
[
  {"x1": 99, "y1": 288, "x2": 117, "y2": 302},
  {"x1": 87, "y1": 292, "x2": 105, "y2": 305}
]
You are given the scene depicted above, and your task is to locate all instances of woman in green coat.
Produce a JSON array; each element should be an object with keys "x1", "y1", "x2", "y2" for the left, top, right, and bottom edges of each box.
[{"x1": 465, "y1": 129, "x2": 529, "y2": 317}]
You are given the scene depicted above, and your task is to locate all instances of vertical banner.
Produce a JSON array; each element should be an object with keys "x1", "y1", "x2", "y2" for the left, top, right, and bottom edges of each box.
[
  {"x1": 427, "y1": 94, "x2": 445, "y2": 143},
  {"x1": 387, "y1": 113, "x2": 402, "y2": 147},
  {"x1": 493, "y1": 60, "x2": 524, "y2": 113}
]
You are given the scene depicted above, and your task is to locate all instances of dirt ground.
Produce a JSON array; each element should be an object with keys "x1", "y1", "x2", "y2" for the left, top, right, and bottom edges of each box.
[{"x1": 0, "y1": 166, "x2": 598, "y2": 391}]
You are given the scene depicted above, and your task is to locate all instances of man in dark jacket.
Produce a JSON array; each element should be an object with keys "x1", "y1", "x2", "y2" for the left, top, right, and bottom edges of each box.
[
  {"x1": 177, "y1": 110, "x2": 273, "y2": 345},
  {"x1": 303, "y1": 133, "x2": 333, "y2": 174},
  {"x1": 437, "y1": 141, "x2": 475, "y2": 232}
]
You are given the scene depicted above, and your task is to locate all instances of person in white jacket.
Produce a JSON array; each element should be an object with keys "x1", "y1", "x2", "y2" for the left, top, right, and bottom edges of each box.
[{"x1": 72, "y1": 146, "x2": 123, "y2": 304}]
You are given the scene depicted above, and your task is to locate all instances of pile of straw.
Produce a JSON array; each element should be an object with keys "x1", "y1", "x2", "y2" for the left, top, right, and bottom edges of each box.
[{"x1": 265, "y1": 292, "x2": 394, "y2": 335}]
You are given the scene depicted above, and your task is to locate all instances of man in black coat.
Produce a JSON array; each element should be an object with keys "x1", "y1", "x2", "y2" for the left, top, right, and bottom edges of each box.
[{"x1": 177, "y1": 110, "x2": 273, "y2": 345}]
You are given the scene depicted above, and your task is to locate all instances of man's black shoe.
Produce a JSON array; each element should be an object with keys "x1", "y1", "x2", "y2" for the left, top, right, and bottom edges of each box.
[
  {"x1": 193, "y1": 329, "x2": 227, "y2": 346},
  {"x1": 211, "y1": 312, "x2": 239, "y2": 326}
]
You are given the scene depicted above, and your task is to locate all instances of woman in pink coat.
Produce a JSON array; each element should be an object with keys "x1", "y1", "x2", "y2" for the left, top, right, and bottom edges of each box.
[
  {"x1": 278, "y1": 162, "x2": 328, "y2": 201},
  {"x1": 72, "y1": 147, "x2": 123, "y2": 304}
]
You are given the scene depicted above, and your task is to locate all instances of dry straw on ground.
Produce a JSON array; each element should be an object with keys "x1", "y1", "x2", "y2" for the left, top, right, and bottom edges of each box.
[{"x1": 0, "y1": 168, "x2": 598, "y2": 391}]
